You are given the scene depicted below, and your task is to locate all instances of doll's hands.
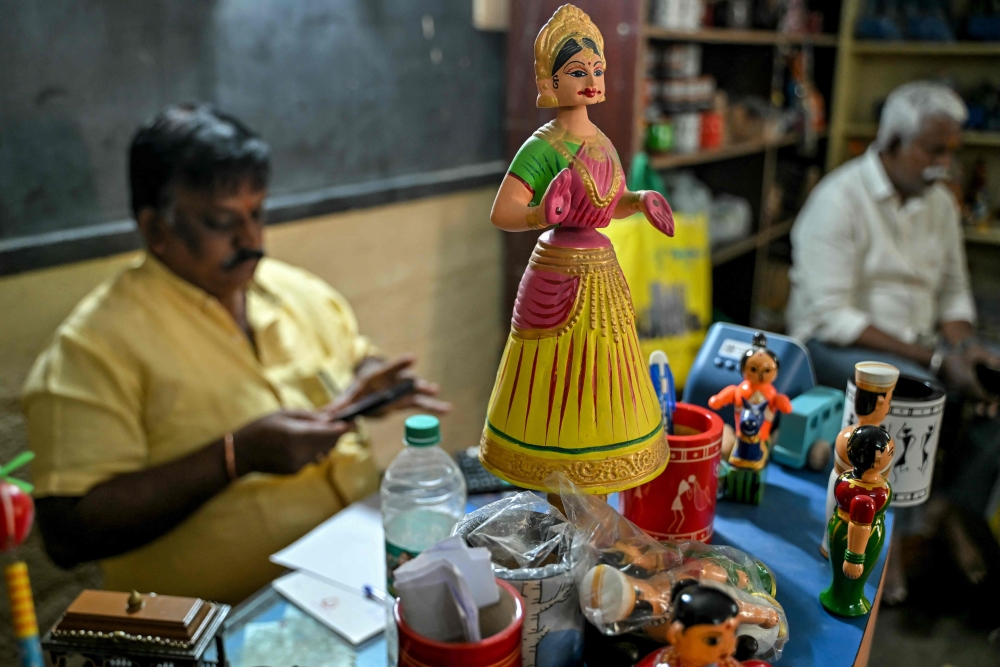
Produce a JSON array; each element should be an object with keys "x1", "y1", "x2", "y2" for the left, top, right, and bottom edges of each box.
[
  {"x1": 736, "y1": 600, "x2": 779, "y2": 629},
  {"x1": 843, "y1": 561, "x2": 863, "y2": 579},
  {"x1": 640, "y1": 190, "x2": 674, "y2": 237},
  {"x1": 541, "y1": 168, "x2": 574, "y2": 226}
]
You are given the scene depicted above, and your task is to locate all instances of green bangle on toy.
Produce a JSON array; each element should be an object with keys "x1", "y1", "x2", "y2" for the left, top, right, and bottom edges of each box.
[{"x1": 844, "y1": 550, "x2": 865, "y2": 565}]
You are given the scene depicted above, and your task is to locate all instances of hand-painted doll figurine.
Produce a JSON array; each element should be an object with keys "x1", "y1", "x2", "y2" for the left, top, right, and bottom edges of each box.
[
  {"x1": 820, "y1": 424, "x2": 894, "y2": 617},
  {"x1": 708, "y1": 333, "x2": 791, "y2": 504},
  {"x1": 480, "y1": 4, "x2": 675, "y2": 494},
  {"x1": 820, "y1": 362, "x2": 899, "y2": 557},
  {"x1": 581, "y1": 563, "x2": 780, "y2": 643},
  {"x1": 635, "y1": 582, "x2": 774, "y2": 667}
]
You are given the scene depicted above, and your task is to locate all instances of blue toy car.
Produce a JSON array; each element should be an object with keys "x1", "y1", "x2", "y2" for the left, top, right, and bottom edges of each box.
[{"x1": 771, "y1": 386, "x2": 845, "y2": 470}]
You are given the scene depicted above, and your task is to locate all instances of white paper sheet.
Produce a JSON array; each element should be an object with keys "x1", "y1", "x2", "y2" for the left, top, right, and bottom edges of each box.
[
  {"x1": 270, "y1": 493, "x2": 386, "y2": 593},
  {"x1": 272, "y1": 571, "x2": 386, "y2": 645}
]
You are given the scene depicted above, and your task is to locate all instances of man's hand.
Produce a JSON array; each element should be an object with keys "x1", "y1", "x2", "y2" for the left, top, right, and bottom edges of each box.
[
  {"x1": 327, "y1": 354, "x2": 451, "y2": 418},
  {"x1": 233, "y1": 410, "x2": 353, "y2": 476},
  {"x1": 941, "y1": 344, "x2": 1000, "y2": 403}
]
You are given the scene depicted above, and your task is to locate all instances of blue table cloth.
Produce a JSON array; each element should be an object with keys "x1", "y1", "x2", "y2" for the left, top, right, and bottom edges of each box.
[
  {"x1": 712, "y1": 463, "x2": 893, "y2": 666},
  {"x1": 223, "y1": 467, "x2": 891, "y2": 666}
]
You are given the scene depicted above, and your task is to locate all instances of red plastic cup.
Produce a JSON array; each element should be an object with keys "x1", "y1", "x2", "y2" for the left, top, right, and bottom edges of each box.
[
  {"x1": 395, "y1": 578, "x2": 524, "y2": 667},
  {"x1": 620, "y1": 403, "x2": 724, "y2": 542}
]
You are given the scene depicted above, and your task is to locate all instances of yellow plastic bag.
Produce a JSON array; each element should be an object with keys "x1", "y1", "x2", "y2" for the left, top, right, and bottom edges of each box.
[{"x1": 604, "y1": 211, "x2": 711, "y2": 387}]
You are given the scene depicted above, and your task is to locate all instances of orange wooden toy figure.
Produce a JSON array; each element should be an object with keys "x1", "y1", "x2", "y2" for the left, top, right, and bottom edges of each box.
[{"x1": 708, "y1": 333, "x2": 791, "y2": 504}]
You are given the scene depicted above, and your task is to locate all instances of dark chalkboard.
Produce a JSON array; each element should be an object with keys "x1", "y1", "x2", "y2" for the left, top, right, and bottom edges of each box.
[{"x1": 0, "y1": 0, "x2": 506, "y2": 273}]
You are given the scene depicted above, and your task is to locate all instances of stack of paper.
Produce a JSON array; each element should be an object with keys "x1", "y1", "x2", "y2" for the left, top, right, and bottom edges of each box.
[{"x1": 269, "y1": 495, "x2": 388, "y2": 645}]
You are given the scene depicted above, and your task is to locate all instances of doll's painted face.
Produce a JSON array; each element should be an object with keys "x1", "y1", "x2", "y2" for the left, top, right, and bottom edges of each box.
[
  {"x1": 743, "y1": 350, "x2": 777, "y2": 386},
  {"x1": 551, "y1": 47, "x2": 605, "y2": 107},
  {"x1": 667, "y1": 617, "x2": 738, "y2": 666},
  {"x1": 537, "y1": 37, "x2": 606, "y2": 108},
  {"x1": 872, "y1": 389, "x2": 893, "y2": 423},
  {"x1": 873, "y1": 438, "x2": 895, "y2": 472}
]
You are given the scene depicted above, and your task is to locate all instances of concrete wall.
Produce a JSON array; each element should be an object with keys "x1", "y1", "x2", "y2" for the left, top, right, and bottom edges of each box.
[{"x1": 0, "y1": 186, "x2": 503, "y2": 660}]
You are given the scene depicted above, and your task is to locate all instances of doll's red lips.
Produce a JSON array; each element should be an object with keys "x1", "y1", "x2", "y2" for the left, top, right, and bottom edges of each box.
[{"x1": 579, "y1": 88, "x2": 600, "y2": 97}]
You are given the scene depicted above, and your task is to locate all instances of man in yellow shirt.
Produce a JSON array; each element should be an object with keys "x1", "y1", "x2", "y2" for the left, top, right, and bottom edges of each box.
[{"x1": 22, "y1": 104, "x2": 448, "y2": 604}]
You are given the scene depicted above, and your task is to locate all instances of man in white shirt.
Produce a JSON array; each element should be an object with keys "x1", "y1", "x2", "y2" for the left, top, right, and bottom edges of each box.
[
  {"x1": 788, "y1": 81, "x2": 1000, "y2": 602},
  {"x1": 788, "y1": 81, "x2": 996, "y2": 396}
]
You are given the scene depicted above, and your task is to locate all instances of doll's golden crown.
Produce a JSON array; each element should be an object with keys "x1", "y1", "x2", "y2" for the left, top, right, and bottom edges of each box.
[{"x1": 534, "y1": 4, "x2": 605, "y2": 81}]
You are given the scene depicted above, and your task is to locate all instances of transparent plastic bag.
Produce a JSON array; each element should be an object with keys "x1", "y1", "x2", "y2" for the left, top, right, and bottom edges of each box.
[
  {"x1": 554, "y1": 476, "x2": 789, "y2": 661},
  {"x1": 454, "y1": 492, "x2": 575, "y2": 575},
  {"x1": 453, "y1": 493, "x2": 586, "y2": 667}
]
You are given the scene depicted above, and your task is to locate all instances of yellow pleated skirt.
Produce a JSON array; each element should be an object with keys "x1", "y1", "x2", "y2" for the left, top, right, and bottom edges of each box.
[{"x1": 480, "y1": 241, "x2": 668, "y2": 494}]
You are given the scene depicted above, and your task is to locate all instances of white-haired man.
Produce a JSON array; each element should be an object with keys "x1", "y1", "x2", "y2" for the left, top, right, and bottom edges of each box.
[
  {"x1": 788, "y1": 81, "x2": 997, "y2": 395},
  {"x1": 788, "y1": 81, "x2": 999, "y2": 602}
]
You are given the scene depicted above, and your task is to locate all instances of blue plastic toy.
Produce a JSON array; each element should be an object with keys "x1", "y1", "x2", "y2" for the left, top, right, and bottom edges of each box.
[
  {"x1": 683, "y1": 323, "x2": 816, "y2": 428},
  {"x1": 771, "y1": 386, "x2": 846, "y2": 470}
]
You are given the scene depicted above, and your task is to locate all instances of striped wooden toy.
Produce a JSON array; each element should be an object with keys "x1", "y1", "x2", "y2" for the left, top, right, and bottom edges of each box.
[{"x1": 5, "y1": 562, "x2": 43, "y2": 667}]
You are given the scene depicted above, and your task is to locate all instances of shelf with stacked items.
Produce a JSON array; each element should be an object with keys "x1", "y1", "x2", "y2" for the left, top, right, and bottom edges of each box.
[
  {"x1": 964, "y1": 226, "x2": 1000, "y2": 246},
  {"x1": 851, "y1": 40, "x2": 1000, "y2": 57},
  {"x1": 645, "y1": 26, "x2": 839, "y2": 47},
  {"x1": 649, "y1": 130, "x2": 826, "y2": 170},
  {"x1": 712, "y1": 218, "x2": 796, "y2": 266},
  {"x1": 843, "y1": 123, "x2": 1000, "y2": 147}
]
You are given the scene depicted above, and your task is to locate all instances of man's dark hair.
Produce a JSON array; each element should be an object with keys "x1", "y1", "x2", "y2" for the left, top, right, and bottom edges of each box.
[
  {"x1": 854, "y1": 387, "x2": 887, "y2": 417},
  {"x1": 846, "y1": 424, "x2": 890, "y2": 474},
  {"x1": 129, "y1": 103, "x2": 271, "y2": 219},
  {"x1": 551, "y1": 37, "x2": 603, "y2": 75},
  {"x1": 670, "y1": 580, "x2": 739, "y2": 628}
]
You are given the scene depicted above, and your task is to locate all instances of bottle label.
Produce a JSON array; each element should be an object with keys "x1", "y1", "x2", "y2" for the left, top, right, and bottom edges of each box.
[{"x1": 385, "y1": 540, "x2": 421, "y2": 596}]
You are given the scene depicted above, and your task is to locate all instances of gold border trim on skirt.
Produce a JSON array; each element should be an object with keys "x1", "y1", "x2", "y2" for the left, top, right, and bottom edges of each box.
[{"x1": 480, "y1": 428, "x2": 669, "y2": 494}]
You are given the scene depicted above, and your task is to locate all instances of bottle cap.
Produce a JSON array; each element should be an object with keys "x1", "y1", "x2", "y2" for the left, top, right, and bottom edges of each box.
[{"x1": 404, "y1": 415, "x2": 440, "y2": 447}]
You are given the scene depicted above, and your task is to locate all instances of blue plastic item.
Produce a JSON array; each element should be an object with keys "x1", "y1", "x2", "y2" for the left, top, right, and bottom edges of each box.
[
  {"x1": 683, "y1": 323, "x2": 817, "y2": 429},
  {"x1": 771, "y1": 386, "x2": 846, "y2": 469}
]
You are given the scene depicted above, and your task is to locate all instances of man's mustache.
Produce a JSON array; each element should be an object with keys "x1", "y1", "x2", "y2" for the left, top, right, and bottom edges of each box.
[
  {"x1": 922, "y1": 166, "x2": 950, "y2": 182},
  {"x1": 222, "y1": 247, "x2": 265, "y2": 271}
]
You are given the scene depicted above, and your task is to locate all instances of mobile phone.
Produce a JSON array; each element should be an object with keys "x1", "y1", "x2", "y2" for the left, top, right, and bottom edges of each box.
[{"x1": 328, "y1": 378, "x2": 417, "y2": 421}]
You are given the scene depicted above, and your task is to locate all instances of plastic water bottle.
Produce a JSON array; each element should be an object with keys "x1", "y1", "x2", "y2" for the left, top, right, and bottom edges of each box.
[{"x1": 381, "y1": 415, "x2": 466, "y2": 595}]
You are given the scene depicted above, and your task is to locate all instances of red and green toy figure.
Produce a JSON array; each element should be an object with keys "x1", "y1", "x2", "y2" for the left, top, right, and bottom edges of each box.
[
  {"x1": 708, "y1": 332, "x2": 792, "y2": 505},
  {"x1": 0, "y1": 452, "x2": 44, "y2": 667},
  {"x1": 820, "y1": 424, "x2": 893, "y2": 617}
]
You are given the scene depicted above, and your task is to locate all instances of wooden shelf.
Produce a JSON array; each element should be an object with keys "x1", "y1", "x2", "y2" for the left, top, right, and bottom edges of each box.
[
  {"x1": 712, "y1": 219, "x2": 795, "y2": 266},
  {"x1": 712, "y1": 235, "x2": 759, "y2": 266},
  {"x1": 964, "y1": 227, "x2": 1000, "y2": 245},
  {"x1": 843, "y1": 124, "x2": 1000, "y2": 147},
  {"x1": 649, "y1": 133, "x2": 809, "y2": 170},
  {"x1": 645, "y1": 26, "x2": 839, "y2": 47},
  {"x1": 852, "y1": 40, "x2": 1000, "y2": 56}
]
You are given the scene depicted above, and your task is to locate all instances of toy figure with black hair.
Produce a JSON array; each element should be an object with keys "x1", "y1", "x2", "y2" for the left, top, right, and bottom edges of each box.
[
  {"x1": 821, "y1": 362, "x2": 899, "y2": 557},
  {"x1": 708, "y1": 332, "x2": 792, "y2": 504},
  {"x1": 820, "y1": 424, "x2": 894, "y2": 617},
  {"x1": 579, "y1": 558, "x2": 780, "y2": 646},
  {"x1": 636, "y1": 581, "x2": 773, "y2": 667}
]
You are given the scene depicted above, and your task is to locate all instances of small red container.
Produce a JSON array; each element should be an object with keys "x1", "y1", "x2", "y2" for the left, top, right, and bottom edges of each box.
[
  {"x1": 395, "y1": 578, "x2": 524, "y2": 667},
  {"x1": 621, "y1": 403, "x2": 724, "y2": 542},
  {"x1": 700, "y1": 111, "x2": 725, "y2": 149}
]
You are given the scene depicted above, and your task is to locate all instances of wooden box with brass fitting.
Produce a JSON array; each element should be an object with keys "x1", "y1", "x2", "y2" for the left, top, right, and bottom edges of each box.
[{"x1": 41, "y1": 589, "x2": 229, "y2": 667}]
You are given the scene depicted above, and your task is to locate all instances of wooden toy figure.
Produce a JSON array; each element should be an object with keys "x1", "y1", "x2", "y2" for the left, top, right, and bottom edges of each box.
[
  {"x1": 821, "y1": 362, "x2": 899, "y2": 557},
  {"x1": 708, "y1": 333, "x2": 791, "y2": 504},
  {"x1": 480, "y1": 4, "x2": 675, "y2": 494},
  {"x1": 820, "y1": 424, "x2": 894, "y2": 617},
  {"x1": 0, "y1": 452, "x2": 44, "y2": 667},
  {"x1": 635, "y1": 581, "x2": 773, "y2": 667}
]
